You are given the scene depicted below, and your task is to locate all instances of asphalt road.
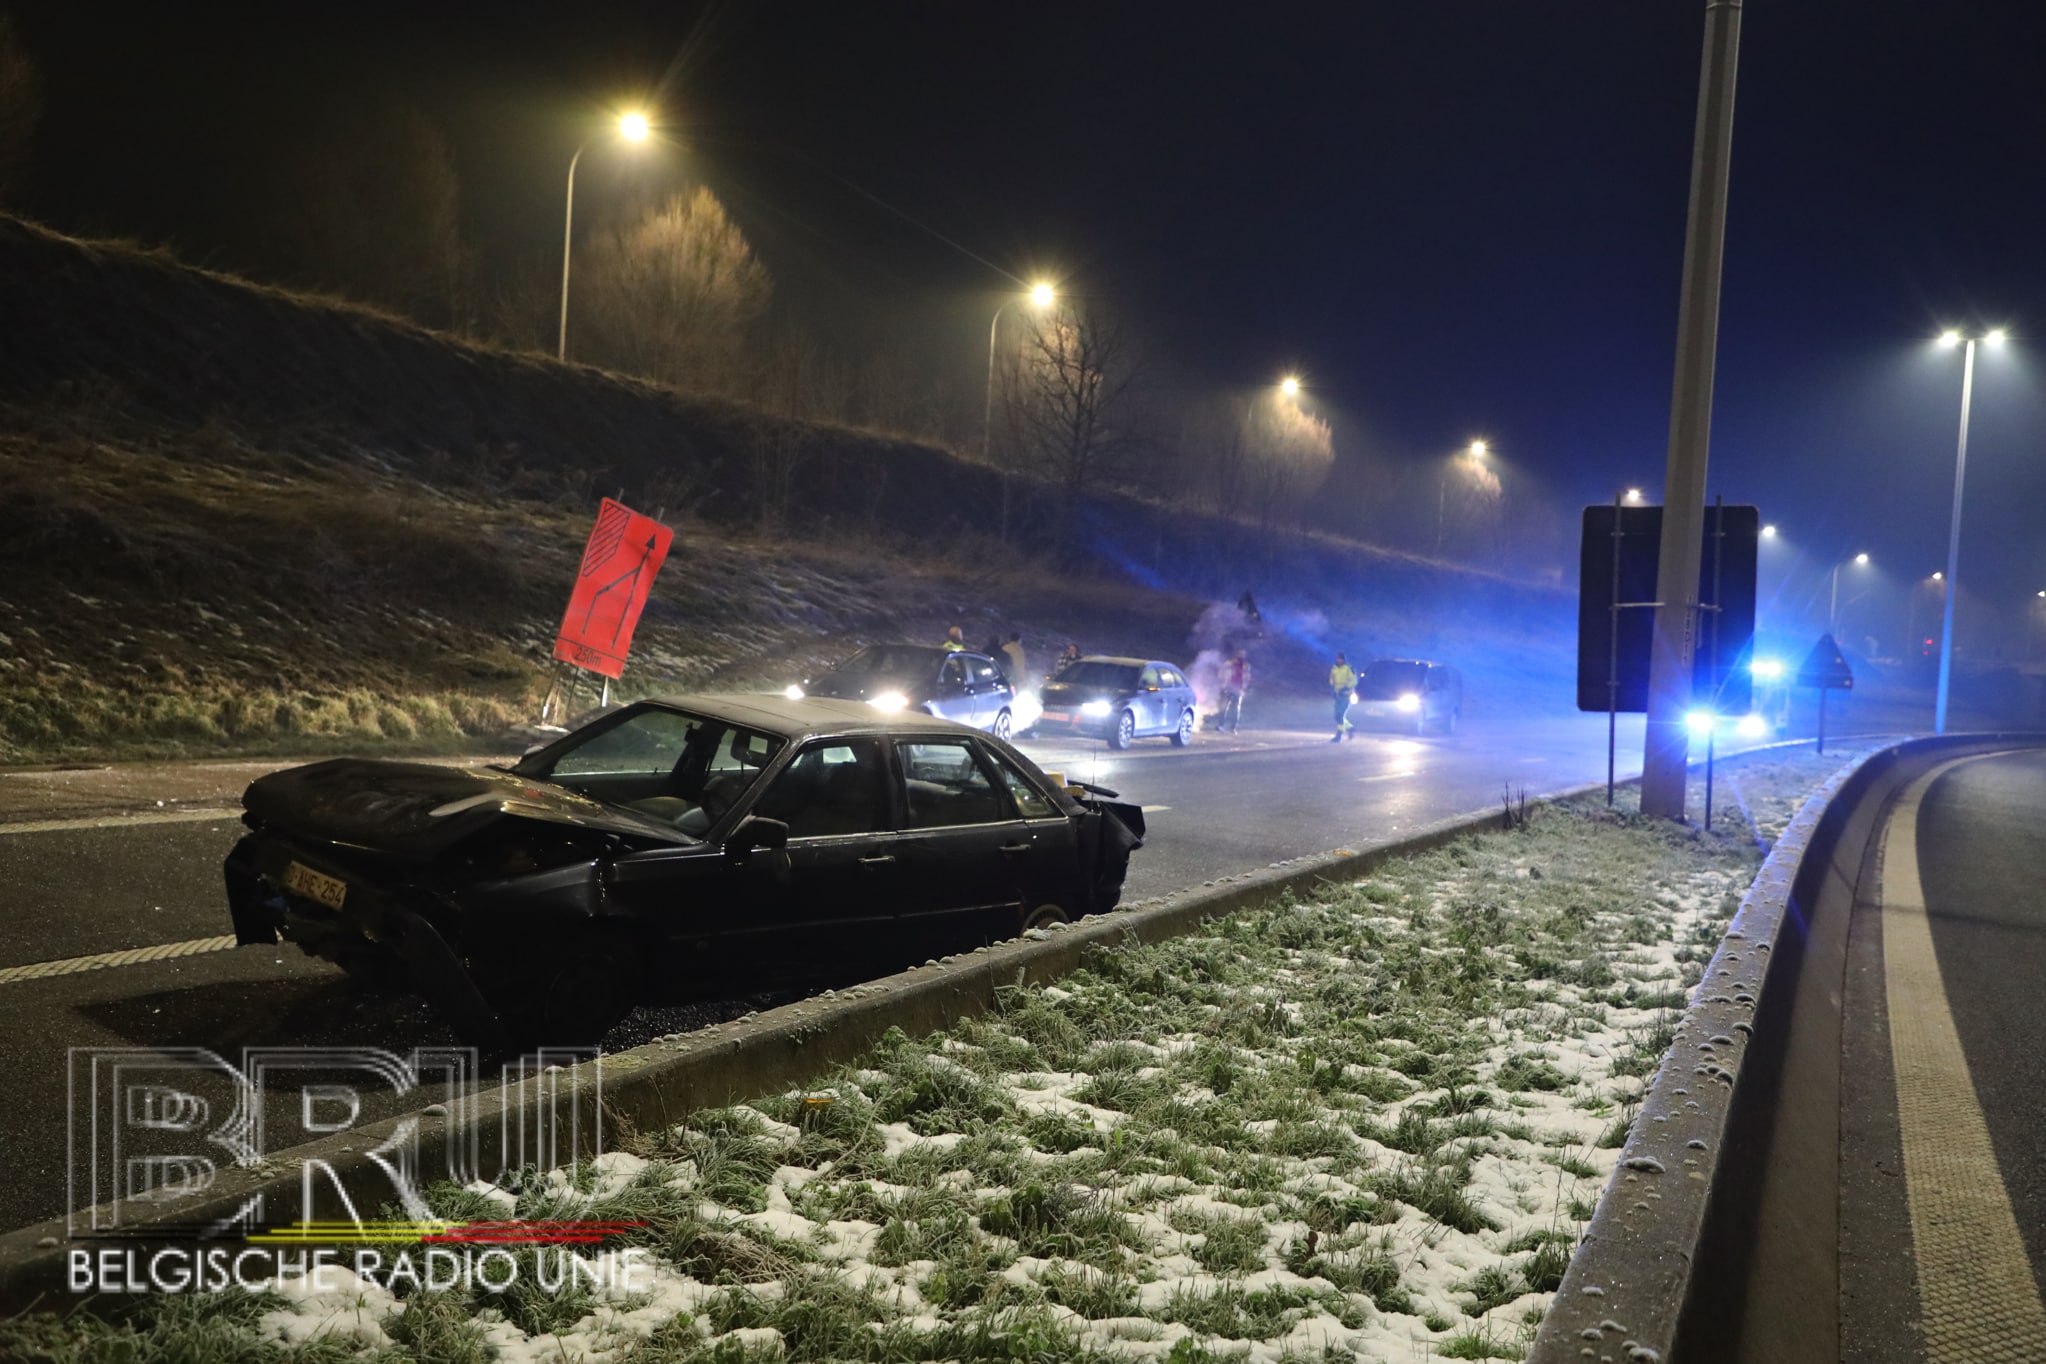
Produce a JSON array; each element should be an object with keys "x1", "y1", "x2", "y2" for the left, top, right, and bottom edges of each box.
[
  {"x1": 1839, "y1": 747, "x2": 2046, "y2": 1358},
  {"x1": 0, "y1": 707, "x2": 1665, "y2": 1232}
]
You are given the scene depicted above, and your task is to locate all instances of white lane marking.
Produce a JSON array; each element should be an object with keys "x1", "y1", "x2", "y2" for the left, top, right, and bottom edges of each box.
[
  {"x1": 1882, "y1": 754, "x2": 2046, "y2": 1358},
  {"x1": 0, "y1": 935, "x2": 241, "y2": 985},
  {"x1": 0, "y1": 809, "x2": 239, "y2": 835},
  {"x1": 1140, "y1": 805, "x2": 1171, "y2": 813}
]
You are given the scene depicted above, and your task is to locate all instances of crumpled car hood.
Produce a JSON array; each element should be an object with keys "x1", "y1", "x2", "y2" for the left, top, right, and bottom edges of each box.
[{"x1": 241, "y1": 759, "x2": 685, "y2": 855}]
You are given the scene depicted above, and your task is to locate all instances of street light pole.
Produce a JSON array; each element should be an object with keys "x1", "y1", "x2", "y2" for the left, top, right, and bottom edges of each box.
[
  {"x1": 1435, "y1": 440, "x2": 1486, "y2": 555},
  {"x1": 557, "y1": 112, "x2": 651, "y2": 364},
  {"x1": 1933, "y1": 332, "x2": 1986, "y2": 735},
  {"x1": 1828, "y1": 552, "x2": 1868, "y2": 636},
  {"x1": 982, "y1": 283, "x2": 1055, "y2": 465}
]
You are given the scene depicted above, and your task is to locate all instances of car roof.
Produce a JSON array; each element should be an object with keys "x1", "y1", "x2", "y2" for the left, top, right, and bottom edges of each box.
[
  {"x1": 829, "y1": 645, "x2": 999, "y2": 667},
  {"x1": 1075, "y1": 655, "x2": 1168, "y2": 668},
  {"x1": 635, "y1": 693, "x2": 978, "y2": 740}
]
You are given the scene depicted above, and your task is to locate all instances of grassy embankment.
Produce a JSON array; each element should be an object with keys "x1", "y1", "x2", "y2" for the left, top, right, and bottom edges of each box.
[
  {"x1": 0, "y1": 748, "x2": 1859, "y2": 1364},
  {"x1": 0, "y1": 213, "x2": 1573, "y2": 765}
]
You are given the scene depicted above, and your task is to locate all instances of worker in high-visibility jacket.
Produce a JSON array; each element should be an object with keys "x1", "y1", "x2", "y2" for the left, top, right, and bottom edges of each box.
[{"x1": 1328, "y1": 653, "x2": 1358, "y2": 741}]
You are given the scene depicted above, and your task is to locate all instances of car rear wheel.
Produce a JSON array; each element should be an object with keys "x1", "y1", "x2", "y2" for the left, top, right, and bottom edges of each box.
[
  {"x1": 1170, "y1": 709, "x2": 1194, "y2": 746},
  {"x1": 991, "y1": 708, "x2": 1013, "y2": 742},
  {"x1": 1021, "y1": 903, "x2": 1072, "y2": 933},
  {"x1": 1109, "y1": 710, "x2": 1135, "y2": 750}
]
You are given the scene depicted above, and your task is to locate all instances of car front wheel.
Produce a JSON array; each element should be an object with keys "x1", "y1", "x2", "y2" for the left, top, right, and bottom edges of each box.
[
  {"x1": 991, "y1": 708, "x2": 1013, "y2": 742},
  {"x1": 1109, "y1": 710, "x2": 1135, "y2": 750},
  {"x1": 499, "y1": 933, "x2": 641, "y2": 1048},
  {"x1": 1170, "y1": 709, "x2": 1194, "y2": 746}
]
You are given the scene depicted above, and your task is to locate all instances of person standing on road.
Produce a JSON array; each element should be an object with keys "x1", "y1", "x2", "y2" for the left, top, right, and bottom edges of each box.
[
  {"x1": 1328, "y1": 652, "x2": 1357, "y2": 741},
  {"x1": 1001, "y1": 632, "x2": 1028, "y2": 684},
  {"x1": 942, "y1": 626, "x2": 966, "y2": 652},
  {"x1": 1219, "y1": 650, "x2": 1249, "y2": 733}
]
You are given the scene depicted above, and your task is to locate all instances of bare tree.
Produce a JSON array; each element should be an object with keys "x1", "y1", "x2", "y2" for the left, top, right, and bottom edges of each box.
[
  {"x1": 577, "y1": 187, "x2": 771, "y2": 398},
  {"x1": 271, "y1": 98, "x2": 468, "y2": 326},
  {"x1": 1006, "y1": 298, "x2": 1143, "y2": 546},
  {"x1": 1242, "y1": 392, "x2": 1335, "y2": 529},
  {"x1": 0, "y1": 10, "x2": 42, "y2": 205}
]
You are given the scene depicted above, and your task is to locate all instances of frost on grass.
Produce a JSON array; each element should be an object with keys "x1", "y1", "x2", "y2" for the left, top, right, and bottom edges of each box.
[{"x1": 4, "y1": 792, "x2": 1776, "y2": 1363}]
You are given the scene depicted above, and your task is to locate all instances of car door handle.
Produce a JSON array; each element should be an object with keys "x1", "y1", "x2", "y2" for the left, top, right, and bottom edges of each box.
[
  {"x1": 859, "y1": 854, "x2": 896, "y2": 867},
  {"x1": 998, "y1": 842, "x2": 1030, "y2": 854}
]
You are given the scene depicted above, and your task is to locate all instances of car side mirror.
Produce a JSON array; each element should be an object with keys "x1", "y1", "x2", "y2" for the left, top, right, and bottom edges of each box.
[{"x1": 727, "y1": 815, "x2": 789, "y2": 855}]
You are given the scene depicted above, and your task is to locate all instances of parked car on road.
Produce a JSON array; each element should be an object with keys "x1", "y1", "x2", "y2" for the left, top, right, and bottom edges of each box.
[
  {"x1": 1032, "y1": 657, "x2": 1198, "y2": 750},
  {"x1": 794, "y1": 645, "x2": 1018, "y2": 740},
  {"x1": 225, "y1": 696, "x2": 1144, "y2": 1047},
  {"x1": 1348, "y1": 658, "x2": 1463, "y2": 734}
]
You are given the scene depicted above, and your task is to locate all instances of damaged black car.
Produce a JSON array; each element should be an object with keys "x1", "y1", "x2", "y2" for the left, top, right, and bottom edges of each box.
[{"x1": 225, "y1": 695, "x2": 1144, "y2": 1047}]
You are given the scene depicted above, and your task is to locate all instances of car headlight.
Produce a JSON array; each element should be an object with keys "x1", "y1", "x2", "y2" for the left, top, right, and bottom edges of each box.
[
  {"x1": 870, "y1": 691, "x2": 909, "y2": 712},
  {"x1": 1736, "y1": 713, "x2": 1767, "y2": 739},
  {"x1": 1750, "y1": 658, "x2": 1784, "y2": 681},
  {"x1": 1685, "y1": 709, "x2": 1716, "y2": 736},
  {"x1": 784, "y1": 684, "x2": 805, "y2": 700},
  {"x1": 1080, "y1": 699, "x2": 1112, "y2": 718},
  {"x1": 1395, "y1": 693, "x2": 1421, "y2": 712}
]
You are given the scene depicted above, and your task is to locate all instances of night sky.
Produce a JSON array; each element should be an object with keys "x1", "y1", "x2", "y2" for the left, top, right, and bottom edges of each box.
[{"x1": 11, "y1": 1, "x2": 2046, "y2": 633}]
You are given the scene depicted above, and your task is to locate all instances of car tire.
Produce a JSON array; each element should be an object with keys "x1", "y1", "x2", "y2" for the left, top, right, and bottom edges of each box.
[
  {"x1": 1170, "y1": 709, "x2": 1194, "y2": 747},
  {"x1": 1021, "y1": 903, "x2": 1072, "y2": 933},
  {"x1": 1443, "y1": 706, "x2": 1460, "y2": 735},
  {"x1": 502, "y1": 933, "x2": 642, "y2": 1048},
  {"x1": 991, "y1": 708, "x2": 1013, "y2": 742},
  {"x1": 1109, "y1": 710, "x2": 1135, "y2": 751}
]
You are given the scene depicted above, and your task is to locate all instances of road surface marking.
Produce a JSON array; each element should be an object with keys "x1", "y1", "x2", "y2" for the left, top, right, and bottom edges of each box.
[
  {"x1": 0, "y1": 809, "x2": 239, "y2": 835},
  {"x1": 1881, "y1": 755, "x2": 2046, "y2": 1360},
  {"x1": 1140, "y1": 805, "x2": 1171, "y2": 813},
  {"x1": 0, "y1": 935, "x2": 241, "y2": 985}
]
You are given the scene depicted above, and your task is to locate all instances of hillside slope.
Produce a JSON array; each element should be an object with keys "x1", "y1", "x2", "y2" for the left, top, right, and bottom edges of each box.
[{"x1": 0, "y1": 216, "x2": 1575, "y2": 762}]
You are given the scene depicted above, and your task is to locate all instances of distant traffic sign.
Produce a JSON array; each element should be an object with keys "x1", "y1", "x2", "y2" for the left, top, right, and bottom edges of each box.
[
  {"x1": 1797, "y1": 633, "x2": 1855, "y2": 691},
  {"x1": 552, "y1": 498, "x2": 673, "y2": 680}
]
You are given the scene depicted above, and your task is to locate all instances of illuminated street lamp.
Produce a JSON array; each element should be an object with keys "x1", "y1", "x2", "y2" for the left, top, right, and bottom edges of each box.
[
  {"x1": 1624, "y1": 488, "x2": 1644, "y2": 504},
  {"x1": 982, "y1": 281, "x2": 1056, "y2": 462},
  {"x1": 558, "y1": 111, "x2": 654, "y2": 362},
  {"x1": 1760, "y1": 523, "x2": 1777, "y2": 537},
  {"x1": 1931, "y1": 327, "x2": 2007, "y2": 732},
  {"x1": 1280, "y1": 375, "x2": 1302, "y2": 398}
]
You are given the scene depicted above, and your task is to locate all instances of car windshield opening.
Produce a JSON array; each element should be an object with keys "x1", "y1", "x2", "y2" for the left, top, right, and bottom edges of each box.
[
  {"x1": 514, "y1": 706, "x2": 785, "y2": 828},
  {"x1": 1058, "y1": 662, "x2": 1141, "y2": 689},
  {"x1": 831, "y1": 646, "x2": 942, "y2": 679},
  {"x1": 1358, "y1": 661, "x2": 1427, "y2": 699}
]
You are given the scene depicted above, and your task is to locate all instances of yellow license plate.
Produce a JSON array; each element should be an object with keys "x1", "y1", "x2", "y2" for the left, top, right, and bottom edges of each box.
[{"x1": 283, "y1": 861, "x2": 347, "y2": 911}]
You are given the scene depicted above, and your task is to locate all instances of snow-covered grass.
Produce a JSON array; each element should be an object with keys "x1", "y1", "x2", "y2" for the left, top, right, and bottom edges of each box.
[{"x1": 2, "y1": 747, "x2": 1869, "y2": 1363}]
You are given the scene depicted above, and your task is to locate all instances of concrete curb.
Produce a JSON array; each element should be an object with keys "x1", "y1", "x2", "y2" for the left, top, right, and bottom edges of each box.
[
  {"x1": 1529, "y1": 732, "x2": 2045, "y2": 1363},
  {"x1": 0, "y1": 789, "x2": 1540, "y2": 1311}
]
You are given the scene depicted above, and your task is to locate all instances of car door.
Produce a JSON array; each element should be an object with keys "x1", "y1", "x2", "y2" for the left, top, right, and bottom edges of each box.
[
  {"x1": 639, "y1": 738, "x2": 902, "y2": 992},
  {"x1": 891, "y1": 737, "x2": 1031, "y2": 959},
  {"x1": 1157, "y1": 666, "x2": 1193, "y2": 729},
  {"x1": 931, "y1": 655, "x2": 976, "y2": 724},
  {"x1": 966, "y1": 655, "x2": 1009, "y2": 728},
  {"x1": 1135, "y1": 664, "x2": 1168, "y2": 735}
]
